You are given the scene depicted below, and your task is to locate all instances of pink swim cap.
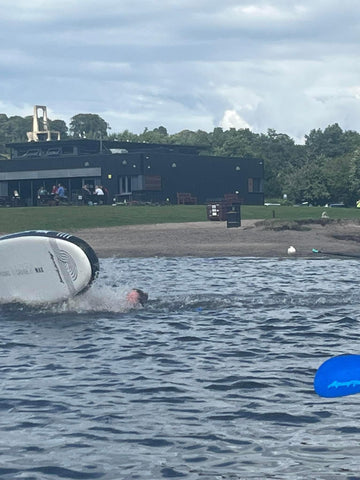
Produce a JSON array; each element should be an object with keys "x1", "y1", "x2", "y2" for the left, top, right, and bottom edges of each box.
[
  {"x1": 126, "y1": 290, "x2": 141, "y2": 304},
  {"x1": 126, "y1": 289, "x2": 148, "y2": 306}
]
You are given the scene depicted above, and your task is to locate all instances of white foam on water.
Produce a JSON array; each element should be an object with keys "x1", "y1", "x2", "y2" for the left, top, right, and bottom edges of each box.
[
  {"x1": 44, "y1": 257, "x2": 151, "y2": 313},
  {"x1": 50, "y1": 281, "x2": 141, "y2": 313}
]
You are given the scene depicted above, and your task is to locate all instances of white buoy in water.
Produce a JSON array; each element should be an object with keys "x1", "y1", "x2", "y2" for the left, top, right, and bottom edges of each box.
[{"x1": 287, "y1": 246, "x2": 296, "y2": 255}]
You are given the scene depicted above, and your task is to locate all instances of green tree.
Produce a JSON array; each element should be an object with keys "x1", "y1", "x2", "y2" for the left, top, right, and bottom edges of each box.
[
  {"x1": 257, "y1": 129, "x2": 303, "y2": 198},
  {"x1": 0, "y1": 114, "x2": 8, "y2": 153},
  {"x1": 343, "y1": 129, "x2": 360, "y2": 152},
  {"x1": 154, "y1": 126, "x2": 168, "y2": 137},
  {"x1": 69, "y1": 113, "x2": 109, "y2": 138},
  {"x1": 348, "y1": 148, "x2": 360, "y2": 205},
  {"x1": 169, "y1": 129, "x2": 206, "y2": 146},
  {"x1": 1, "y1": 115, "x2": 29, "y2": 143},
  {"x1": 138, "y1": 126, "x2": 169, "y2": 143},
  {"x1": 212, "y1": 128, "x2": 258, "y2": 157},
  {"x1": 324, "y1": 155, "x2": 352, "y2": 205},
  {"x1": 283, "y1": 158, "x2": 330, "y2": 205},
  {"x1": 305, "y1": 123, "x2": 355, "y2": 159},
  {"x1": 49, "y1": 119, "x2": 68, "y2": 138},
  {"x1": 207, "y1": 127, "x2": 225, "y2": 155},
  {"x1": 110, "y1": 129, "x2": 140, "y2": 142}
]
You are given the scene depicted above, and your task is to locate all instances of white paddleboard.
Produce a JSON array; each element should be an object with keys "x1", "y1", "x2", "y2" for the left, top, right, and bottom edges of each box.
[{"x1": 0, "y1": 230, "x2": 99, "y2": 304}]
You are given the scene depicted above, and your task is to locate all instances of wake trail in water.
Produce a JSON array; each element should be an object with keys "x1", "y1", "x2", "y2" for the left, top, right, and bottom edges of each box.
[{"x1": 1, "y1": 256, "x2": 360, "y2": 317}]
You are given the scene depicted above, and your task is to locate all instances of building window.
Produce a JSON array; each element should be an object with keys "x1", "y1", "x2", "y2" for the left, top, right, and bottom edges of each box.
[
  {"x1": 120, "y1": 176, "x2": 132, "y2": 195},
  {"x1": 248, "y1": 177, "x2": 263, "y2": 193},
  {"x1": 119, "y1": 175, "x2": 144, "y2": 195}
]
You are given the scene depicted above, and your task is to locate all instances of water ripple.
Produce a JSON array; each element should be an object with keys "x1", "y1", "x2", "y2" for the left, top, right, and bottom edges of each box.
[{"x1": 1, "y1": 257, "x2": 360, "y2": 479}]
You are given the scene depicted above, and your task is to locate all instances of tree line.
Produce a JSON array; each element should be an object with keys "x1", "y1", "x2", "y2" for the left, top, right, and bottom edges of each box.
[{"x1": 1, "y1": 112, "x2": 360, "y2": 206}]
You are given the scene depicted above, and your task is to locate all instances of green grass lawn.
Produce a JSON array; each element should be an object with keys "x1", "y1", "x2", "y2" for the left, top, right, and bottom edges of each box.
[{"x1": 1, "y1": 204, "x2": 360, "y2": 233}]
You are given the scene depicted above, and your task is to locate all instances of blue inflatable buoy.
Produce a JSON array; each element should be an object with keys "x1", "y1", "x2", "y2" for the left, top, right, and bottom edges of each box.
[{"x1": 314, "y1": 355, "x2": 360, "y2": 398}]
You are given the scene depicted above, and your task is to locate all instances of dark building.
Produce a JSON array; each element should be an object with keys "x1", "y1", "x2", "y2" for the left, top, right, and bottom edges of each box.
[{"x1": 0, "y1": 139, "x2": 264, "y2": 206}]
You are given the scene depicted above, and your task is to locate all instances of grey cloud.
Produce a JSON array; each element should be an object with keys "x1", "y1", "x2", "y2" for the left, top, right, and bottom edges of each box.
[{"x1": 1, "y1": 0, "x2": 360, "y2": 140}]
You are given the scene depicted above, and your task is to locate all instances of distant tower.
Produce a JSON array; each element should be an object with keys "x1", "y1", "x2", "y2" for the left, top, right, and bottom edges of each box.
[{"x1": 27, "y1": 105, "x2": 60, "y2": 142}]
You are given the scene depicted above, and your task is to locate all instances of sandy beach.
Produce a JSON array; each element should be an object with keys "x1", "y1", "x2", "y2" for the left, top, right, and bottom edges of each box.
[{"x1": 66, "y1": 219, "x2": 360, "y2": 258}]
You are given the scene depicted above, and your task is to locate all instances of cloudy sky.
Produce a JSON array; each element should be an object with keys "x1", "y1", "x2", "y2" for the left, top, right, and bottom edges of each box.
[{"x1": 1, "y1": 0, "x2": 360, "y2": 142}]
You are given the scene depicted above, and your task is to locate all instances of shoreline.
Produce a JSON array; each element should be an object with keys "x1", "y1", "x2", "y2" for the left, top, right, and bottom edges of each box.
[
  {"x1": 65, "y1": 219, "x2": 360, "y2": 258},
  {"x1": 1, "y1": 219, "x2": 359, "y2": 259}
]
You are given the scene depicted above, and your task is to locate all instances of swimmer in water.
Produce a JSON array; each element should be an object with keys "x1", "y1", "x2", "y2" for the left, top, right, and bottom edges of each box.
[{"x1": 126, "y1": 288, "x2": 148, "y2": 306}]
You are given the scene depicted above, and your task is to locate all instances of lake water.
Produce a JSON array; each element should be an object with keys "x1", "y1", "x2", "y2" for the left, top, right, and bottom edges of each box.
[{"x1": 1, "y1": 256, "x2": 360, "y2": 479}]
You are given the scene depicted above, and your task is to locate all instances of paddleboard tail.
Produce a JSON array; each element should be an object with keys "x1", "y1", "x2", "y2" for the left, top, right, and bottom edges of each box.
[{"x1": 0, "y1": 230, "x2": 99, "y2": 302}]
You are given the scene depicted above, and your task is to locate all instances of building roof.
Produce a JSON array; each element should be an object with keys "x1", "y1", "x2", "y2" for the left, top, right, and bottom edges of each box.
[{"x1": 6, "y1": 139, "x2": 206, "y2": 156}]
